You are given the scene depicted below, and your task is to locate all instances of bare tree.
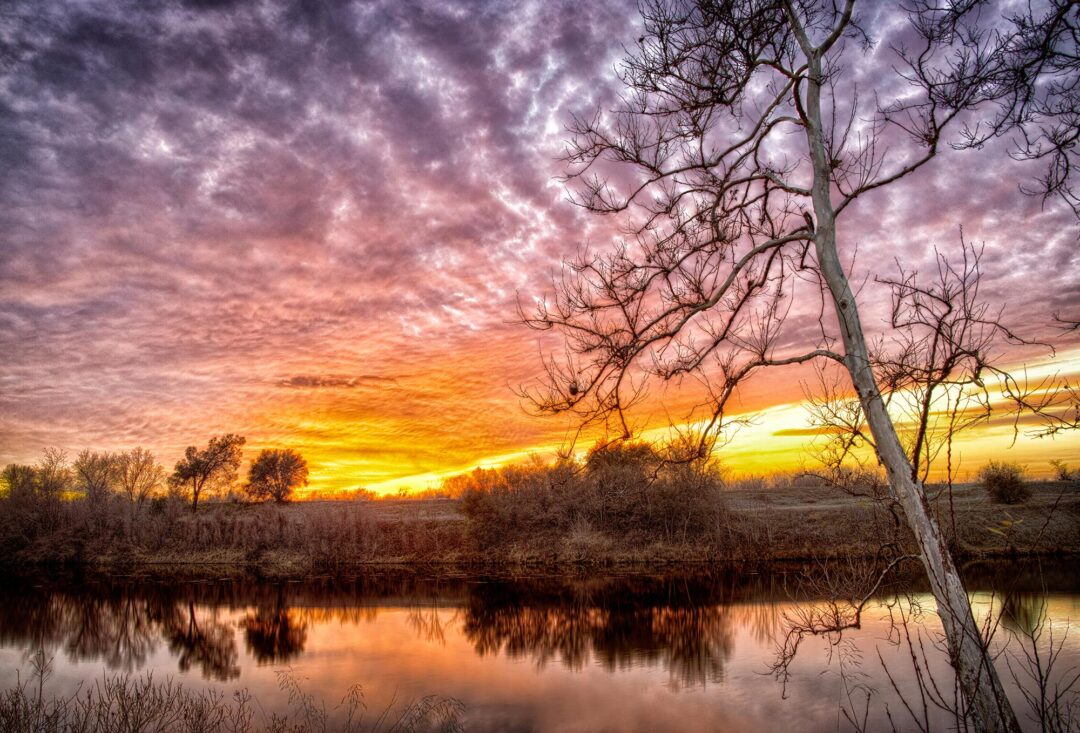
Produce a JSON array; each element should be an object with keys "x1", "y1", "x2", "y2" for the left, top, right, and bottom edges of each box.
[
  {"x1": 803, "y1": 238, "x2": 1035, "y2": 538},
  {"x1": 998, "y1": 1, "x2": 1080, "y2": 217},
  {"x1": 1003, "y1": 372, "x2": 1080, "y2": 438},
  {"x1": 30, "y1": 448, "x2": 72, "y2": 533},
  {"x1": 523, "y1": 2, "x2": 1076, "y2": 730},
  {"x1": 73, "y1": 450, "x2": 119, "y2": 504},
  {"x1": 0, "y1": 463, "x2": 37, "y2": 501},
  {"x1": 115, "y1": 448, "x2": 165, "y2": 510},
  {"x1": 0, "y1": 463, "x2": 40, "y2": 551},
  {"x1": 245, "y1": 448, "x2": 308, "y2": 504},
  {"x1": 36, "y1": 447, "x2": 72, "y2": 500},
  {"x1": 170, "y1": 435, "x2": 245, "y2": 513}
]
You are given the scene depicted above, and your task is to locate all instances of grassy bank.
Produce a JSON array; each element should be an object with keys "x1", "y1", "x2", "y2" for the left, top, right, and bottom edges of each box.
[{"x1": 1, "y1": 476, "x2": 1076, "y2": 576}]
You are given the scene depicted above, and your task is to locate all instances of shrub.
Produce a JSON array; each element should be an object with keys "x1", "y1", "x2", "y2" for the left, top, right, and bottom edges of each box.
[
  {"x1": 1049, "y1": 459, "x2": 1076, "y2": 482},
  {"x1": 979, "y1": 461, "x2": 1031, "y2": 504},
  {"x1": 456, "y1": 461, "x2": 578, "y2": 548},
  {"x1": 453, "y1": 440, "x2": 727, "y2": 549}
]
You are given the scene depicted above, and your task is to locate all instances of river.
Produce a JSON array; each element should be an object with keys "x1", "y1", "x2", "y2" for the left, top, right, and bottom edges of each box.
[{"x1": 0, "y1": 561, "x2": 1076, "y2": 731}]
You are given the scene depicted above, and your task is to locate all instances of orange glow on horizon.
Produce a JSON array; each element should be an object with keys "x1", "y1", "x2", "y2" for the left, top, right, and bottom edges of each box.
[{"x1": 269, "y1": 349, "x2": 1080, "y2": 498}]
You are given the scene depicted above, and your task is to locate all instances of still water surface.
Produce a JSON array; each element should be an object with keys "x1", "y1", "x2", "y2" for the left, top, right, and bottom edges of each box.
[{"x1": 0, "y1": 563, "x2": 1076, "y2": 732}]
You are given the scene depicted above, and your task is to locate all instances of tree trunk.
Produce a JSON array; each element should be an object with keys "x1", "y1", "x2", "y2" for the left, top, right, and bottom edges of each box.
[{"x1": 802, "y1": 55, "x2": 1021, "y2": 732}]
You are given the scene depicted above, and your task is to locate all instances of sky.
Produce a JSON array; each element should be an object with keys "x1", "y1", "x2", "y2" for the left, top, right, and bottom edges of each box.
[{"x1": 1, "y1": 0, "x2": 1078, "y2": 496}]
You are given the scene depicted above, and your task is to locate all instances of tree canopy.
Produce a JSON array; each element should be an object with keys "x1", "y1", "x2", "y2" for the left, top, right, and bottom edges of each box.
[
  {"x1": 170, "y1": 434, "x2": 245, "y2": 512},
  {"x1": 246, "y1": 448, "x2": 308, "y2": 504}
]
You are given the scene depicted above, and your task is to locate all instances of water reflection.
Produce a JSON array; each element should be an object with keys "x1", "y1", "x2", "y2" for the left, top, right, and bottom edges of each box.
[
  {"x1": 0, "y1": 572, "x2": 789, "y2": 687},
  {"x1": 0, "y1": 581, "x2": 242, "y2": 680},
  {"x1": 241, "y1": 588, "x2": 308, "y2": 665},
  {"x1": 62, "y1": 592, "x2": 156, "y2": 672},
  {"x1": 1001, "y1": 592, "x2": 1050, "y2": 637},
  {"x1": 462, "y1": 576, "x2": 741, "y2": 687},
  {"x1": 158, "y1": 601, "x2": 239, "y2": 680},
  {"x1": 0, "y1": 563, "x2": 1074, "y2": 694}
]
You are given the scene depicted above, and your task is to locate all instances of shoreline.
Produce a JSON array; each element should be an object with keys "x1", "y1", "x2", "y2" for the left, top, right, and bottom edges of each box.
[
  {"x1": 5, "y1": 480, "x2": 1077, "y2": 580},
  {"x1": 13, "y1": 538, "x2": 1080, "y2": 583}
]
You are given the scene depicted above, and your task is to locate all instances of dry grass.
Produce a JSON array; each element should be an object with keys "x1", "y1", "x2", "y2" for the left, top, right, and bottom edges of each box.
[
  {"x1": 0, "y1": 462, "x2": 1076, "y2": 572},
  {"x1": 0, "y1": 654, "x2": 462, "y2": 733}
]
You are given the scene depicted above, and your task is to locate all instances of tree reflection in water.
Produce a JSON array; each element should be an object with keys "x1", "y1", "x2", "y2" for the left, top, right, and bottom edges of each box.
[
  {"x1": 241, "y1": 587, "x2": 308, "y2": 665},
  {"x1": 63, "y1": 589, "x2": 157, "y2": 672},
  {"x1": 0, "y1": 563, "x2": 1069, "y2": 702},
  {"x1": 407, "y1": 602, "x2": 457, "y2": 646},
  {"x1": 155, "y1": 600, "x2": 239, "y2": 680},
  {"x1": 0, "y1": 579, "x2": 241, "y2": 680},
  {"x1": 1001, "y1": 592, "x2": 1049, "y2": 638},
  {"x1": 0, "y1": 572, "x2": 780, "y2": 689},
  {"x1": 461, "y1": 575, "x2": 749, "y2": 688}
]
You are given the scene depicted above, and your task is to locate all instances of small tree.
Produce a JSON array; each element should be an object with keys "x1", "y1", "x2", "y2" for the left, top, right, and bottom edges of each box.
[
  {"x1": 246, "y1": 448, "x2": 308, "y2": 504},
  {"x1": 73, "y1": 449, "x2": 119, "y2": 503},
  {"x1": 116, "y1": 448, "x2": 165, "y2": 510},
  {"x1": 1, "y1": 463, "x2": 42, "y2": 551},
  {"x1": 170, "y1": 434, "x2": 245, "y2": 513},
  {"x1": 1049, "y1": 459, "x2": 1076, "y2": 482},
  {"x1": 28, "y1": 448, "x2": 71, "y2": 530},
  {"x1": 0, "y1": 464, "x2": 37, "y2": 501},
  {"x1": 36, "y1": 447, "x2": 72, "y2": 500}
]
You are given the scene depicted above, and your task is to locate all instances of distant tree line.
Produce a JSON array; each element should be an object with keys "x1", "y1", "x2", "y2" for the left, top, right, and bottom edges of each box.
[
  {"x1": 1, "y1": 436, "x2": 310, "y2": 515},
  {"x1": 0, "y1": 432, "x2": 1071, "y2": 571}
]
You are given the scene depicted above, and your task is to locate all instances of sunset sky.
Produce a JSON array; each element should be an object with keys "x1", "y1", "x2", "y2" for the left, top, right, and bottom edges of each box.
[{"x1": 1, "y1": 1, "x2": 1078, "y2": 496}]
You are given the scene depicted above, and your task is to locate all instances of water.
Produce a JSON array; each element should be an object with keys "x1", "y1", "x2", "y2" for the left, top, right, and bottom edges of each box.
[{"x1": 0, "y1": 563, "x2": 1077, "y2": 732}]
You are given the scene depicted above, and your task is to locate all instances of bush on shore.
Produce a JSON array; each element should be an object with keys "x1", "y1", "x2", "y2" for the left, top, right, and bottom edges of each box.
[
  {"x1": 979, "y1": 461, "x2": 1031, "y2": 505},
  {"x1": 454, "y1": 440, "x2": 727, "y2": 550},
  {"x1": 1, "y1": 444, "x2": 1074, "y2": 568},
  {"x1": 0, "y1": 485, "x2": 467, "y2": 568},
  {"x1": 1049, "y1": 459, "x2": 1077, "y2": 482}
]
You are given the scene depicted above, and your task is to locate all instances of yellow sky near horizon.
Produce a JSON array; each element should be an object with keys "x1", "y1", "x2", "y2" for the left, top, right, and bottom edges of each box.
[{"x1": 294, "y1": 348, "x2": 1080, "y2": 497}]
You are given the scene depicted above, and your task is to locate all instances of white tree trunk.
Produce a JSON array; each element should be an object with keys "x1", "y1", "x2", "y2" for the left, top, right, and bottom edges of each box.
[{"x1": 802, "y1": 56, "x2": 1021, "y2": 733}]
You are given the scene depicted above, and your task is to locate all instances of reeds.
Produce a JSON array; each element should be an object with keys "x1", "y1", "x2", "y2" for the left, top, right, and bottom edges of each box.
[{"x1": 0, "y1": 652, "x2": 463, "y2": 733}]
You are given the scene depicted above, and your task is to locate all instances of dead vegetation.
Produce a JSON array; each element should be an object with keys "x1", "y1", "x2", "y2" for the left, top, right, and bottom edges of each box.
[
  {"x1": 0, "y1": 652, "x2": 462, "y2": 733},
  {"x1": 0, "y1": 451, "x2": 1076, "y2": 573}
]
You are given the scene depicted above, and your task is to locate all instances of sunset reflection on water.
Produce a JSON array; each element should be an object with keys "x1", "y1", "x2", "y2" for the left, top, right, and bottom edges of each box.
[{"x1": 0, "y1": 567, "x2": 1076, "y2": 732}]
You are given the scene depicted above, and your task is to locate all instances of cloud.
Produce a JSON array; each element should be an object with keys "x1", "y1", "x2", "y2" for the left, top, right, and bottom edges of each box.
[
  {"x1": 277, "y1": 375, "x2": 398, "y2": 389},
  {"x1": 0, "y1": 0, "x2": 1076, "y2": 492}
]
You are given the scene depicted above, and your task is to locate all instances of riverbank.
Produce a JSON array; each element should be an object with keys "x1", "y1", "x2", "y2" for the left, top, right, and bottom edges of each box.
[{"x1": 3, "y1": 480, "x2": 1076, "y2": 578}]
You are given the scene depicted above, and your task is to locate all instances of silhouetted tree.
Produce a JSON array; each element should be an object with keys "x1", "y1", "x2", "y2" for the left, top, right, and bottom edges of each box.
[
  {"x1": 35, "y1": 447, "x2": 72, "y2": 500},
  {"x1": 245, "y1": 448, "x2": 308, "y2": 504},
  {"x1": 524, "y1": 2, "x2": 1077, "y2": 730},
  {"x1": 73, "y1": 449, "x2": 119, "y2": 503},
  {"x1": 170, "y1": 435, "x2": 245, "y2": 513},
  {"x1": 0, "y1": 463, "x2": 36, "y2": 501},
  {"x1": 115, "y1": 448, "x2": 165, "y2": 509},
  {"x1": 0, "y1": 463, "x2": 39, "y2": 551}
]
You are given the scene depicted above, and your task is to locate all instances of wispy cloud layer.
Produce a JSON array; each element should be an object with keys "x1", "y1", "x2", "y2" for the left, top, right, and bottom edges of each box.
[{"x1": 0, "y1": 1, "x2": 1076, "y2": 492}]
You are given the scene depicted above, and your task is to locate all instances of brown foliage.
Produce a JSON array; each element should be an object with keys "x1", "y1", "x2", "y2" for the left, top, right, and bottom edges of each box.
[
  {"x1": 979, "y1": 461, "x2": 1032, "y2": 505},
  {"x1": 456, "y1": 443, "x2": 726, "y2": 550}
]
